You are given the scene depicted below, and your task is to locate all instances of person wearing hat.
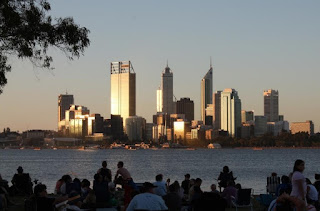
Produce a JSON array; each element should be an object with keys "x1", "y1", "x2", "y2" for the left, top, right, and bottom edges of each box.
[
  {"x1": 11, "y1": 166, "x2": 33, "y2": 195},
  {"x1": 181, "y1": 173, "x2": 191, "y2": 195},
  {"x1": 126, "y1": 182, "x2": 168, "y2": 211}
]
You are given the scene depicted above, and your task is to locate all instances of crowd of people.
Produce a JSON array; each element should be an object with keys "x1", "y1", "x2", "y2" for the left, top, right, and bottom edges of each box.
[{"x1": 0, "y1": 160, "x2": 320, "y2": 211}]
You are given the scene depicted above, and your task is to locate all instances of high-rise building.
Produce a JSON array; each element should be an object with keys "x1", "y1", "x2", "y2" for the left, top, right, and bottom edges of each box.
[
  {"x1": 176, "y1": 98, "x2": 194, "y2": 122},
  {"x1": 241, "y1": 110, "x2": 254, "y2": 123},
  {"x1": 254, "y1": 116, "x2": 267, "y2": 136},
  {"x1": 201, "y1": 63, "x2": 213, "y2": 124},
  {"x1": 220, "y1": 88, "x2": 241, "y2": 137},
  {"x1": 291, "y1": 121, "x2": 314, "y2": 135},
  {"x1": 213, "y1": 91, "x2": 222, "y2": 130},
  {"x1": 125, "y1": 116, "x2": 146, "y2": 142},
  {"x1": 156, "y1": 87, "x2": 162, "y2": 112},
  {"x1": 58, "y1": 94, "x2": 74, "y2": 123},
  {"x1": 161, "y1": 63, "x2": 174, "y2": 114},
  {"x1": 110, "y1": 61, "x2": 136, "y2": 128},
  {"x1": 264, "y1": 89, "x2": 279, "y2": 122}
]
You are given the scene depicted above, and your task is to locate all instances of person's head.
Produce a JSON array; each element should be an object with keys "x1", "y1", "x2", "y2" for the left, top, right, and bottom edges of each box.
[
  {"x1": 81, "y1": 179, "x2": 90, "y2": 188},
  {"x1": 185, "y1": 174, "x2": 190, "y2": 180},
  {"x1": 281, "y1": 175, "x2": 290, "y2": 184},
  {"x1": 315, "y1": 174, "x2": 320, "y2": 180},
  {"x1": 102, "y1": 161, "x2": 107, "y2": 168},
  {"x1": 143, "y1": 182, "x2": 157, "y2": 193},
  {"x1": 62, "y1": 175, "x2": 72, "y2": 183},
  {"x1": 34, "y1": 184, "x2": 47, "y2": 197},
  {"x1": 173, "y1": 181, "x2": 180, "y2": 191},
  {"x1": 73, "y1": 178, "x2": 80, "y2": 184},
  {"x1": 271, "y1": 172, "x2": 277, "y2": 177},
  {"x1": 190, "y1": 179, "x2": 195, "y2": 186},
  {"x1": 306, "y1": 178, "x2": 312, "y2": 185},
  {"x1": 117, "y1": 161, "x2": 124, "y2": 168},
  {"x1": 235, "y1": 183, "x2": 242, "y2": 190},
  {"x1": 94, "y1": 173, "x2": 103, "y2": 182},
  {"x1": 210, "y1": 184, "x2": 217, "y2": 191},
  {"x1": 223, "y1": 166, "x2": 229, "y2": 173},
  {"x1": 293, "y1": 159, "x2": 305, "y2": 172},
  {"x1": 195, "y1": 178, "x2": 202, "y2": 186},
  {"x1": 155, "y1": 174, "x2": 163, "y2": 182},
  {"x1": 17, "y1": 166, "x2": 23, "y2": 174}
]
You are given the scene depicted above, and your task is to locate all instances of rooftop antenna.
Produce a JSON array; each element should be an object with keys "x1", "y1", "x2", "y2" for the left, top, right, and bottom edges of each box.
[
  {"x1": 66, "y1": 89, "x2": 68, "y2": 95},
  {"x1": 210, "y1": 56, "x2": 212, "y2": 69},
  {"x1": 166, "y1": 59, "x2": 168, "y2": 67}
]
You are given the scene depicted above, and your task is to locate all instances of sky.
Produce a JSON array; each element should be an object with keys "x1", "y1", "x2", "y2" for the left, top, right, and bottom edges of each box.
[{"x1": 0, "y1": 0, "x2": 319, "y2": 132}]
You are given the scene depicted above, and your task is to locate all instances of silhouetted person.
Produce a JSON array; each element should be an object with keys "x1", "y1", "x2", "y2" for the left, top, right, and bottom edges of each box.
[
  {"x1": 11, "y1": 166, "x2": 33, "y2": 195},
  {"x1": 218, "y1": 166, "x2": 236, "y2": 191},
  {"x1": 163, "y1": 184, "x2": 182, "y2": 211},
  {"x1": 181, "y1": 173, "x2": 191, "y2": 195},
  {"x1": 97, "y1": 160, "x2": 112, "y2": 182},
  {"x1": 93, "y1": 173, "x2": 110, "y2": 207}
]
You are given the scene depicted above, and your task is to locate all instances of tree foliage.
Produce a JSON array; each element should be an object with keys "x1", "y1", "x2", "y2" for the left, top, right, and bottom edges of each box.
[{"x1": 0, "y1": 0, "x2": 90, "y2": 93}]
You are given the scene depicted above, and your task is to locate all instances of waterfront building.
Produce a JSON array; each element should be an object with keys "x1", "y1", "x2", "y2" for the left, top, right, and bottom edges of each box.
[
  {"x1": 241, "y1": 123, "x2": 252, "y2": 139},
  {"x1": 241, "y1": 110, "x2": 254, "y2": 123},
  {"x1": 213, "y1": 91, "x2": 222, "y2": 130},
  {"x1": 291, "y1": 121, "x2": 314, "y2": 135},
  {"x1": 220, "y1": 88, "x2": 242, "y2": 137},
  {"x1": 176, "y1": 98, "x2": 194, "y2": 122},
  {"x1": 146, "y1": 123, "x2": 155, "y2": 141},
  {"x1": 161, "y1": 63, "x2": 174, "y2": 114},
  {"x1": 205, "y1": 104, "x2": 214, "y2": 126},
  {"x1": 58, "y1": 94, "x2": 74, "y2": 131},
  {"x1": 264, "y1": 89, "x2": 279, "y2": 122},
  {"x1": 191, "y1": 120, "x2": 203, "y2": 128},
  {"x1": 279, "y1": 115, "x2": 284, "y2": 121},
  {"x1": 110, "y1": 115, "x2": 124, "y2": 140},
  {"x1": 254, "y1": 116, "x2": 267, "y2": 136},
  {"x1": 125, "y1": 116, "x2": 146, "y2": 142},
  {"x1": 110, "y1": 61, "x2": 136, "y2": 128},
  {"x1": 173, "y1": 119, "x2": 191, "y2": 142},
  {"x1": 267, "y1": 121, "x2": 285, "y2": 136},
  {"x1": 201, "y1": 63, "x2": 213, "y2": 124}
]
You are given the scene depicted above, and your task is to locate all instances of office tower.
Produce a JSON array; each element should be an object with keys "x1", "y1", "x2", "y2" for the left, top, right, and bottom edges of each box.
[
  {"x1": 254, "y1": 116, "x2": 267, "y2": 136},
  {"x1": 241, "y1": 110, "x2": 254, "y2": 123},
  {"x1": 176, "y1": 97, "x2": 194, "y2": 122},
  {"x1": 110, "y1": 61, "x2": 136, "y2": 127},
  {"x1": 205, "y1": 104, "x2": 214, "y2": 126},
  {"x1": 58, "y1": 94, "x2": 74, "y2": 122},
  {"x1": 220, "y1": 88, "x2": 241, "y2": 137},
  {"x1": 291, "y1": 121, "x2": 314, "y2": 135},
  {"x1": 264, "y1": 89, "x2": 279, "y2": 122},
  {"x1": 156, "y1": 87, "x2": 162, "y2": 112},
  {"x1": 161, "y1": 63, "x2": 174, "y2": 114},
  {"x1": 213, "y1": 91, "x2": 222, "y2": 130},
  {"x1": 173, "y1": 119, "x2": 191, "y2": 141},
  {"x1": 201, "y1": 62, "x2": 213, "y2": 124},
  {"x1": 125, "y1": 116, "x2": 146, "y2": 142}
]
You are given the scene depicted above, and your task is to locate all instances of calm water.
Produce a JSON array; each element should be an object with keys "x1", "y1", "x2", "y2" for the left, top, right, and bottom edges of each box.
[{"x1": 0, "y1": 148, "x2": 319, "y2": 194}]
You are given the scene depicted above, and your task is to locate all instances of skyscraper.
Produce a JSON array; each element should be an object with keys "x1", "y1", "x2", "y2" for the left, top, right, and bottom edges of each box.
[
  {"x1": 156, "y1": 86, "x2": 162, "y2": 113},
  {"x1": 201, "y1": 62, "x2": 213, "y2": 124},
  {"x1": 264, "y1": 89, "x2": 279, "y2": 122},
  {"x1": 176, "y1": 97, "x2": 194, "y2": 122},
  {"x1": 161, "y1": 63, "x2": 174, "y2": 114},
  {"x1": 110, "y1": 61, "x2": 136, "y2": 127},
  {"x1": 213, "y1": 91, "x2": 221, "y2": 129},
  {"x1": 220, "y1": 88, "x2": 241, "y2": 137},
  {"x1": 58, "y1": 94, "x2": 74, "y2": 123}
]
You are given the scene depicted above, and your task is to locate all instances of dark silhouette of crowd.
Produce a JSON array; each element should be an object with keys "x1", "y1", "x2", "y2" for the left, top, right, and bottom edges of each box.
[{"x1": 1, "y1": 161, "x2": 320, "y2": 211}]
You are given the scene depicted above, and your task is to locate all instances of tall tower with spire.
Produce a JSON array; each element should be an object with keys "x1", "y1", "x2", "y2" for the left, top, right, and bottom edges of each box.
[
  {"x1": 161, "y1": 62, "x2": 174, "y2": 114},
  {"x1": 201, "y1": 58, "x2": 213, "y2": 124}
]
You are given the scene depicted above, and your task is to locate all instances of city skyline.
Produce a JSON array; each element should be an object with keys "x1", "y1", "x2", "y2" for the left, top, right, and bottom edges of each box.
[{"x1": 0, "y1": 1, "x2": 319, "y2": 132}]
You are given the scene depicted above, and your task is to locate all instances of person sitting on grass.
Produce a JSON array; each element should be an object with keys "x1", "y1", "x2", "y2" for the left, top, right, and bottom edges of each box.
[
  {"x1": 126, "y1": 182, "x2": 168, "y2": 211},
  {"x1": 221, "y1": 181, "x2": 237, "y2": 207},
  {"x1": 210, "y1": 184, "x2": 220, "y2": 195}
]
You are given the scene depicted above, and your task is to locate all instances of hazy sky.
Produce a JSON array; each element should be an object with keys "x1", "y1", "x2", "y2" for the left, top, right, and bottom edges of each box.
[{"x1": 1, "y1": 0, "x2": 319, "y2": 132}]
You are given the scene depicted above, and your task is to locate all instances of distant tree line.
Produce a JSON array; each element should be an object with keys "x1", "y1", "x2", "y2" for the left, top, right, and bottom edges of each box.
[{"x1": 185, "y1": 132, "x2": 320, "y2": 148}]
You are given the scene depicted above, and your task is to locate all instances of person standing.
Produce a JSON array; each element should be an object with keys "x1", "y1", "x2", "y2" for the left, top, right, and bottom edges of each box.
[
  {"x1": 153, "y1": 174, "x2": 167, "y2": 197},
  {"x1": 181, "y1": 174, "x2": 190, "y2": 195},
  {"x1": 97, "y1": 161, "x2": 112, "y2": 182},
  {"x1": 290, "y1": 159, "x2": 307, "y2": 210}
]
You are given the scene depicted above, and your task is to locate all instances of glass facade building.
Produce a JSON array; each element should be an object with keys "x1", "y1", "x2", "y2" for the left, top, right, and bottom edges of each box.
[
  {"x1": 110, "y1": 61, "x2": 136, "y2": 128},
  {"x1": 264, "y1": 89, "x2": 279, "y2": 122},
  {"x1": 220, "y1": 88, "x2": 241, "y2": 137},
  {"x1": 201, "y1": 66, "x2": 213, "y2": 124}
]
